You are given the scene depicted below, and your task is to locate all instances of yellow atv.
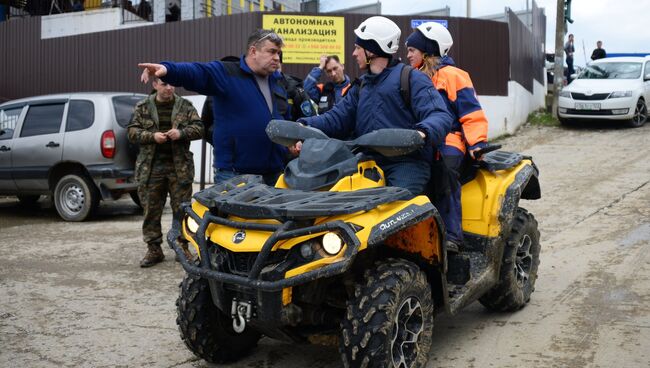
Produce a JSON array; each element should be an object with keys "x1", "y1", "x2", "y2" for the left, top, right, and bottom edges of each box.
[{"x1": 168, "y1": 120, "x2": 541, "y2": 367}]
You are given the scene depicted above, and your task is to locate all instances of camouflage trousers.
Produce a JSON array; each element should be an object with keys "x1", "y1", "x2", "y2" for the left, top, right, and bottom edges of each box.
[{"x1": 137, "y1": 156, "x2": 193, "y2": 245}]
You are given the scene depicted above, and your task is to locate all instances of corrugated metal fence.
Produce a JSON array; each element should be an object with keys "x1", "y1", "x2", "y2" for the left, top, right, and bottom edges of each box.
[{"x1": 0, "y1": 10, "x2": 544, "y2": 102}]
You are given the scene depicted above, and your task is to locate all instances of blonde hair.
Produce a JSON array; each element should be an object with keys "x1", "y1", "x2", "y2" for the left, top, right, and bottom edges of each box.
[{"x1": 420, "y1": 55, "x2": 442, "y2": 79}]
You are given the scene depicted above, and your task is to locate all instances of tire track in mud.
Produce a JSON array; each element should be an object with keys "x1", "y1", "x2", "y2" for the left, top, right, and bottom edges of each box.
[{"x1": 541, "y1": 186, "x2": 650, "y2": 367}]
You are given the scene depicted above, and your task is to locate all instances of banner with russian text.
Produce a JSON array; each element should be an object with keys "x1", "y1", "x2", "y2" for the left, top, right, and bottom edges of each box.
[{"x1": 263, "y1": 14, "x2": 345, "y2": 64}]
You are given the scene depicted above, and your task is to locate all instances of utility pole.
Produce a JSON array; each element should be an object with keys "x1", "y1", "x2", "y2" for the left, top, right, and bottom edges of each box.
[
  {"x1": 466, "y1": 0, "x2": 471, "y2": 17},
  {"x1": 552, "y1": 0, "x2": 565, "y2": 118}
]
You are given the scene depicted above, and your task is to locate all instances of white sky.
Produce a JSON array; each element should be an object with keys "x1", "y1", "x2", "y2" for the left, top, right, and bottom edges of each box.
[{"x1": 319, "y1": 0, "x2": 650, "y2": 67}]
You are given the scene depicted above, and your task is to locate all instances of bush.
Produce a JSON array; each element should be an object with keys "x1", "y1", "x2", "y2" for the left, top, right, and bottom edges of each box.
[{"x1": 526, "y1": 109, "x2": 559, "y2": 126}]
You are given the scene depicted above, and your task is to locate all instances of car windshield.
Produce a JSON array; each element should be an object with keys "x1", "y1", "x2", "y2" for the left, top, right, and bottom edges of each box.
[
  {"x1": 113, "y1": 95, "x2": 144, "y2": 128},
  {"x1": 578, "y1": 62, "x2": 642, "y2": 79}
]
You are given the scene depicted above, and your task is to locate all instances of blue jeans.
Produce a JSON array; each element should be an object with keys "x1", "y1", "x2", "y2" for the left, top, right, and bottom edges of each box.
[
  {"x1": 381, "y1": 160, "x2": 431, "y2": 197},
  {"x1": 214, "y1": 168, "x2": 281, "y2": 187},
  {"x1": 433, "y1": 146, "x2": 464, "y2": 244}
]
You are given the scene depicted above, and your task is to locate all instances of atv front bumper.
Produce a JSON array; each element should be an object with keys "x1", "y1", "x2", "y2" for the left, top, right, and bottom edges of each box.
[{"x1": 167, "y1": 203, "x2": 361, "y2": 292}]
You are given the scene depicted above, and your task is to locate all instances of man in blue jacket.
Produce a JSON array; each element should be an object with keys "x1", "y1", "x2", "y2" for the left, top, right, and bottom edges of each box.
[
  {"x1": 304, "y1": 54, "x2": 351, "y2": 113},
  {"x1": 138, "y1": 29, "x2": 291, "y2": 185},
  {"x1": 299, "y1": 16, "x2": 453, "y2": 196}
]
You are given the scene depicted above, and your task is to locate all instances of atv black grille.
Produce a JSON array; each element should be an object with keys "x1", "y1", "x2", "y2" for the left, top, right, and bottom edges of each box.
[{"x1": 212, "y1": 248, "x2": 289, "y2": 276}]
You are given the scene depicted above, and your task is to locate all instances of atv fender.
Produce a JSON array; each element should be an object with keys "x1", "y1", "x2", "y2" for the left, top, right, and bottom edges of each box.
[
  {"x1": 366, "y1": 200, "x2": 446, "y2": 266},
  {"x1": 499, "y1": 162, "x2": 540, "y2": 235},
  {"x1": 462, "y1": 159, "x2": 540, "y2": 238}
]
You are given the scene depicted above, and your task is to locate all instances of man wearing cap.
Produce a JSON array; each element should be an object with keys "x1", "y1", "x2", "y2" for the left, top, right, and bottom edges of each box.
[
  {"x1": 138, "y1": 29, "x2": 292, "y2": 186},
  {"x1": 297, "y1": 16, "x2": 453, "y2": 196}
]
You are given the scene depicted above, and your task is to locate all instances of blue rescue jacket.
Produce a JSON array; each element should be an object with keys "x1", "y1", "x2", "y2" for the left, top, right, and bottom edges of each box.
[
  {"x1": 301, "y1": 62, "x2": 453, "y2": 162},
  {"x1": 304, "y1": 67, "x2": 351, "y2": 107},
  {"x1": 161, "y1": 56, "x2": 291, "y2": 174}
]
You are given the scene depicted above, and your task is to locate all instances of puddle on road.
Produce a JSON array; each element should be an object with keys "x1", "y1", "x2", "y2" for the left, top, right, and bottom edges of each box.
[{"x1": 619, "y1": 223, "x2": 650, "y2": 248}]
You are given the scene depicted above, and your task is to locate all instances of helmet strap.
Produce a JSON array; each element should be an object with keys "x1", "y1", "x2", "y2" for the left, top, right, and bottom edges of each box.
[{"x1": 364, "y1": 49, "x2": 373, "y2": 74}]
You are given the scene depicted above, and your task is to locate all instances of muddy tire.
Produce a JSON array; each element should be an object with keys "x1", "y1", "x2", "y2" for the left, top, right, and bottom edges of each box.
[
  {"x1": 176, "y1": 271, "x2": 261, "y2": 363},
  {"x1": 340, "y1": 258, "x2": 433, "y2": 368},
  {"x1": 53, "y1": 174, "x2": 99, "y2": 221},
  {"x1": 479, "y1": 208, "x2": 541, "y2": 311}
]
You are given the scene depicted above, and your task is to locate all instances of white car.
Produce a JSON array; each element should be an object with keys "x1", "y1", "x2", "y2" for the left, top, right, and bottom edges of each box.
[{"x1": 558, "y1": 56, "x2": 650, "y2": 127}]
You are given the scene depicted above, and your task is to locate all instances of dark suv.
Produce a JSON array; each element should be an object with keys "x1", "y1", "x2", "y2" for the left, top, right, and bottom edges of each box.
[{"x1": 0, "y1": 92, "x2": 146, "y2": 221}]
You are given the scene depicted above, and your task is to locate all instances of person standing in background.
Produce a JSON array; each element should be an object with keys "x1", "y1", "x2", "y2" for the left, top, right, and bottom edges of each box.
[
  {"x1": 128, "y1": 78, "x2": 203, "y2": 268},
  {"x1": 591, "y1": 40, "x2": 607, "y2": 61},
  {"x1": 564, "y1": 33, "x2": 575, "y2": 83}
]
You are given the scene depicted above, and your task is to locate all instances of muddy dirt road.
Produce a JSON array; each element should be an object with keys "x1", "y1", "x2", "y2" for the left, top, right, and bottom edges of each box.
[{"x1": 1, "y1": 121, "x2": 649, "y2": 368}]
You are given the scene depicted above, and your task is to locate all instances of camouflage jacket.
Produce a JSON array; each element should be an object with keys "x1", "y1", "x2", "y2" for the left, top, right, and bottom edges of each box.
[{"x1": 128, "y1": 93, "x2": 203, "y2": 185}]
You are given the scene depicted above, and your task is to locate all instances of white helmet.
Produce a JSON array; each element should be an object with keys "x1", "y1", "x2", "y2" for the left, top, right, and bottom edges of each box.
[
  {"x1": 416, "y1": 22, "x2": 453, "y2": 57},
  {"x1": 354, "y1": 16, "x2": 401, "y2": 55}
]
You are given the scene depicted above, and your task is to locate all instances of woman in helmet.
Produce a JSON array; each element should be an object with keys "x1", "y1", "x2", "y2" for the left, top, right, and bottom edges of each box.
[
  {"x1": 299, "y1": 16, "x2": 453, "y2": 196},
  {"x1": 406, "y1": 21, "x2": 489, "y2": 251}
]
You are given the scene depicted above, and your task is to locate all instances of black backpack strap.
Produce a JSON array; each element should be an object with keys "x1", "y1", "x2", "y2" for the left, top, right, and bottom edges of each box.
[{"x1": 400, "y1": 65, "x2": 413, "y2": 110}]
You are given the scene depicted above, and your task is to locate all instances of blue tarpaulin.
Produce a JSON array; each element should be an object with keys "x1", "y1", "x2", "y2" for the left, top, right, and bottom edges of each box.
[{"x1": 606, "y1": 53, "x2": 650, "y2": 58}]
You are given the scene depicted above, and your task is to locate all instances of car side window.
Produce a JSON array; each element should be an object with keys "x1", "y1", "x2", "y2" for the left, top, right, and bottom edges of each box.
[
  {"x1": 66, "y1": 100, "x2": 95, "y2": 132},
  {"x1": 20, "y1": 104, "x2": 65, "y2": 138},
  {"x1": 0, "y1": 107, "x2": 22, "y2": 140},
  {"x1": 645, "y1": 61, "x2": 650, "y2": 80},
  {"x1": 113, "y1": 95, "x2": 144, "y2": 128}
]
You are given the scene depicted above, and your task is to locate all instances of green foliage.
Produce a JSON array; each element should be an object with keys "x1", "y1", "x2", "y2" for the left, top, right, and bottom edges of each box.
[{"x1": 526, "y1": 110, "x2": 559, "y2": 127}]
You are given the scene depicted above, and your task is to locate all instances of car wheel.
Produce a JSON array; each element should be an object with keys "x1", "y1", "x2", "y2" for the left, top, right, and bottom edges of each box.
[
  {"x1": 53, "y1": 174, "x2": 99, "y2": 221},
  {"x1": 629, "y1": 98, "x2": 647, "y2": 128},
  {"x1": 558, "y1": 117, "x2": 573, "y2": 126},
  {"x1": 17, "y1": 195, "x2": 41, "y2": 205}
]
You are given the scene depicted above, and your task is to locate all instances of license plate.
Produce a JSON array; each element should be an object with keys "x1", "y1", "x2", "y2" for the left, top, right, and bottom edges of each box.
[{"x1": 575, "y1": 102, "x2": 601, "y2": 110}]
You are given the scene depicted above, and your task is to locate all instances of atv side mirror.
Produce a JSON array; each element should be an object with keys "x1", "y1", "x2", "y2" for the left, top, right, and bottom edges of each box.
[
  {"x1": 353, "y1": 129, "x2": 424, "y2": 157},
  {"x1": 266, "y1": 120, "x2": 328, "y2": 147}
]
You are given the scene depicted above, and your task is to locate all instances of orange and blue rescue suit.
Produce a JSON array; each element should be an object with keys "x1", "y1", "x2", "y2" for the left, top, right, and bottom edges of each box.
[{"x1": 427, "y1": 55, "x2": 488, "y2": 244}]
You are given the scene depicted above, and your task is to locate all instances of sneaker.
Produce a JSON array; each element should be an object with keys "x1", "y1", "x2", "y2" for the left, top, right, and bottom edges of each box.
[
  {"x1": 175, "y1": 241, "x2": 194, "y2": 263},
  {"x1": 140, "y1": 243, "x2": 165, "y2": 268}
]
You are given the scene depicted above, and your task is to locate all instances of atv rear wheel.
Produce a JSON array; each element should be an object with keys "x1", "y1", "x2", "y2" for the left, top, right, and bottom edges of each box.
[
  {"x1": 340, "y1": 258, "x2": 433, "y2": 368},
  {"x1": 479, "y1": 208, "x2": 540, "y2": 311},
  {"x1": 176, "y1": 271, "x2": 261, "y2": 363}
]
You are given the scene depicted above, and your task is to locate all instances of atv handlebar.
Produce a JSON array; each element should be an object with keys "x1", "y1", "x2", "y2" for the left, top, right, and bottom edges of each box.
[{"x1": 266, "y1": 120, "x2": 424, "y2": 157}]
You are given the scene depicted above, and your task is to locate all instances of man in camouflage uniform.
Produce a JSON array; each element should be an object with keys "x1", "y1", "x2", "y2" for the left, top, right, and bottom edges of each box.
[{"x1": 128, "y1": 77, "x2": 203, "y2": 267}]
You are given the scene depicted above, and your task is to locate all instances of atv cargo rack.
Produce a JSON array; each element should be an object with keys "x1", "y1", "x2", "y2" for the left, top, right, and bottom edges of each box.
[{"x1": 192, "y1": 174, "x2": 413, "y2": 220}]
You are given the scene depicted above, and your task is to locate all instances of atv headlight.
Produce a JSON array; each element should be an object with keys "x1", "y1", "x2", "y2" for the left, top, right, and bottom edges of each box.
[
  {"x1": 609, "y1": 91, "x2": 632, "y2": 98},
  {"x1": 186, "y1": 216, "x2": 199, "y2": 234},
  {"x1": 322, "y1": 232, "x2": 343, "y2": 255}
]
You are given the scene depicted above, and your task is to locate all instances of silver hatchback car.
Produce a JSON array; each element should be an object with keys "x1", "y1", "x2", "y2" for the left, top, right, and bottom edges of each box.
[{"x1": 0, "y1": 92, "x2": 146, "y2": 221}]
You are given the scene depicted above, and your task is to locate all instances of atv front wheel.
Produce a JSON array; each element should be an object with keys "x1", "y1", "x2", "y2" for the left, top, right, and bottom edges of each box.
[
  {"x1": 479, "y1": 207, "x2": 541, "y2": 311},
  {"x1": 176, "y1": 271, "x2": 261, "y2": 363},
  {"x1": 340, "y1": 258, "x2": 433, "y2": 368}
]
